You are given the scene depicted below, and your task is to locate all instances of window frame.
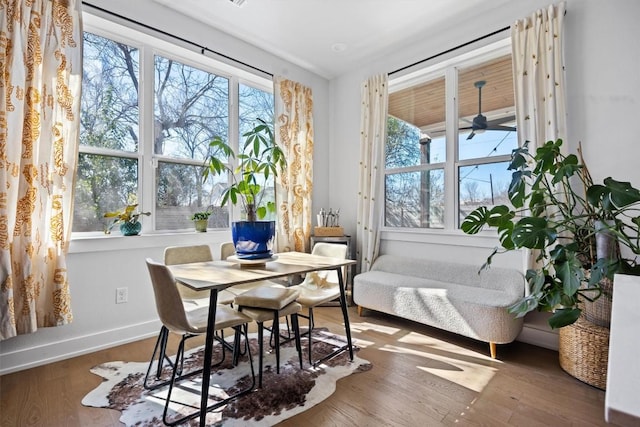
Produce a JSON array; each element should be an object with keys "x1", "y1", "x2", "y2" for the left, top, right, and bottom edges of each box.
[
  {"x1": 385, "y1": 38, "x2": 514, "y2": 233},
  {"x1": 74, "y1": 13, "x2": 274, "y2": 237}
]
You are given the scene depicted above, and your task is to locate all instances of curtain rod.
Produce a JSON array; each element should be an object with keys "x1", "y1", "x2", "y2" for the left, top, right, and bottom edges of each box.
[
  {"x1": 389, "y1": 25, "x2": 510, "y2": 76},
  {"x1": 81, "y1": 1, "x2": 274, "y2": 78}
]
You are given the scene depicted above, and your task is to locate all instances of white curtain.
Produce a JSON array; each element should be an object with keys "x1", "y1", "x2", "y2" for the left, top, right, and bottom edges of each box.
[
  {"x1": 511, "y1": 1, "x2": 567, "y2": 150},
  {"x1": 0, "y1": 0, "x2": 83, "y2": 340},
  {"x1": 273, "y1": 76, "x2": 314, "y2": 253},
  {"x1": 512, "y1": 1, "x2": 567, "y2": 272},
  {"x1": 356, "y1": 74, "x2": 388, "y2": 273}
]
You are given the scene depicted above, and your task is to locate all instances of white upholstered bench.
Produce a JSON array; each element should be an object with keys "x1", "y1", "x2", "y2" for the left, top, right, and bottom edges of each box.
[{"x1": 353, "y1": 254, "x2": 526, "y2": 358}]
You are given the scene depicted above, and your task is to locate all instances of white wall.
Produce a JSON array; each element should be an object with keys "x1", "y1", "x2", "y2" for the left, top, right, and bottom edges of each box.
[
  {"x1": 3, "y1": 0, "x2": 639, "y2": 373},
  {"x1": 329, "y1": 0, "x2": 640, "y2": 350}
]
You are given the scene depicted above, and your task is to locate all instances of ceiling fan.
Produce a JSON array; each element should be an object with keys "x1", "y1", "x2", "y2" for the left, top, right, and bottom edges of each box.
[{"x1": 461, "y1": 80, "x2": 516, "y2": 140}]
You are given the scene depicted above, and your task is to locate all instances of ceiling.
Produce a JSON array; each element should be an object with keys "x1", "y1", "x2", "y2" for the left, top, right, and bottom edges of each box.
[{"x1": 151, "y1": 0, "x2": 513, "y2": 79}]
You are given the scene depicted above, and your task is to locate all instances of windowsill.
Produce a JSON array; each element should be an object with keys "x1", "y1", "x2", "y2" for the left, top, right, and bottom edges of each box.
[
  {"x1": 69, "y1": 229, "x2": 231, "y2": 254},
  {"x1": 380, "y1": 226, "x2": 504, "y2": 249}
]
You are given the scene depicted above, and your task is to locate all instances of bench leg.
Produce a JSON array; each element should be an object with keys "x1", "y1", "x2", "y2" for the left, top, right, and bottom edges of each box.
[
  {"x1": 489, "y1": 342, "x2": 497, "y2": 359},
  {"x1": 357, "y1": 305, "x2": 363, "y2": 316}
]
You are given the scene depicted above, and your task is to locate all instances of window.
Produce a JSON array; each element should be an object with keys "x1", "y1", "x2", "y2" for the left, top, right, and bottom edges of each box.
[
  {"x1": 74, "y1": 21, "x2": 273, "y2": 234},
  {"x1": 385, "y1": 42, "x2": 516, "y2": 230}
]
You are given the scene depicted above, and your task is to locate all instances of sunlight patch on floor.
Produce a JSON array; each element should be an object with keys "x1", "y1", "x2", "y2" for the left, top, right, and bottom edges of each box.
[
  {"x1": 396, "y1": 331, "x2": 499, "y2": 360},
  {"x1": 380, "y1": 344, "x2": 498, "y2": 392},
  {"x1": 349, "y1": 321, "x2": 401, "y2": 335}
]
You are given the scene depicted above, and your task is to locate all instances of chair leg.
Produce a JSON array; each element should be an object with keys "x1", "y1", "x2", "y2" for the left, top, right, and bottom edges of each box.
[
  {"x1": 273, "y1": 314, "x2": 281, "y2": 374},
  {"x1": 162, "y1": 335, "x2": 187, "y2": 426},
  {"x1": 291, "y1": 313, "x2": 303, "y2": 369},
  {"x1": 144, "y1": 326, "x2": 174, "y2": 390},
  {"x1": 257, "y1": 321, "x2": 264, "y2": 388},
  {"x1": 157, "y1": 326, "x2": 169, "y2": 377},
  {"x1": 307, "y1": 308, "x2": 314, "y2": 365}
]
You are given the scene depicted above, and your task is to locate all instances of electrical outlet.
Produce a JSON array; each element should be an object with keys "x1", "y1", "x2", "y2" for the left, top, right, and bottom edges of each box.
[{"x1": 116, "y1": 287, "x2": 128, "y2": 304}]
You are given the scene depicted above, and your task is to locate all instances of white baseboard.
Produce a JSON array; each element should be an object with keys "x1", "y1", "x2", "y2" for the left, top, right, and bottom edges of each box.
[
  {"x1": 517, "y1": 314, "x2": 559, "y2": 351},
  {"x1": 0, "y1": 320, "x2": 162, "y2": 375}
]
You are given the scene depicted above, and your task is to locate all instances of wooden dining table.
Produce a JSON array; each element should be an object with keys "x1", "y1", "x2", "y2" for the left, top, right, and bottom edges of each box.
[{"x1": 167, "y1": 251, "x2": 357, "y2": 427}]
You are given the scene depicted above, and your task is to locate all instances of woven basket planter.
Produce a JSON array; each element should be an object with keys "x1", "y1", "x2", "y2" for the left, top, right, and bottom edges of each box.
[
  {"x1": 582, "y1": 277, "x2": 614, "y2": 328},
  {"x1": 559, "y1": 316, "x2": 610, "y2": 390}
]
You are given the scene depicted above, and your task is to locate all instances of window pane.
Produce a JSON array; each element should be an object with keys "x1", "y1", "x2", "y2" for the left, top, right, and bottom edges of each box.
[
  {"x1": 156, "y1": 162, "x2": 229, "y2": 230},
  {"x1": 239, "y1": 83, "x2": 274, "y2": 139},
  {"x1": 459, "y1": 161, "x2": 511, "y2": 224},
  {"x1": 385, "y1": 170, "x2": 444, "y2": 228},
  {"x1": 458, "y1": 128, "x2": 517, "y2": 161},
  {"x1": 154, "y1": 56, "x2": 229, "y2": 160},
  {"x1": 385, "y1": 117, "x2": 446, "y2": 168},
  {"x1": 387, "y1": 76, "x2": 446, "y2": 166},
  {"x1": 73, "y1": 154, "x2": 138, "y2": 232},
  {"x1": 458, "y1": 56, "x2": 517, "y2": 161},
  {"x1": 238, "y1": 84, "x2": 276, "y2": 220},
  {"x1": 81, "y1": 33, "x2": 139, "y2": 152}
]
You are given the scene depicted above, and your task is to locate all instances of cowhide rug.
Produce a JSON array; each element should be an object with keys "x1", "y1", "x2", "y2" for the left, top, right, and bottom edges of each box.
[{"x1": 82, "y1": 328, "x2": 371, "y2": 426}]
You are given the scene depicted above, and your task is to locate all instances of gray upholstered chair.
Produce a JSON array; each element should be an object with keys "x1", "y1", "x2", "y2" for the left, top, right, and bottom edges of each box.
[
  {"x1": 165, "y1": 244, "x2": 235, "y2": 306},
  {"x1": 146, "y1": 245, "x2": 236, "y2": 381},
  {"x1": 290, "y1": 242, "x2": 348, "y2": 365},
  {"x1": 143, "y1": 258, "x2": 255, "y2": 426},
  {"x1": 234, "y1": 286, "x2": 303, "y2": 388}
]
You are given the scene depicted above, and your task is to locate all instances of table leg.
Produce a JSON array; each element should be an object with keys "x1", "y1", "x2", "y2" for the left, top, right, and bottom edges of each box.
[
  {"x1": 198, "y1": 289, "x2": 219, "y2": 427},
  {"x1": 337, "y1": 268, "x2": 354, "y2": 361}
]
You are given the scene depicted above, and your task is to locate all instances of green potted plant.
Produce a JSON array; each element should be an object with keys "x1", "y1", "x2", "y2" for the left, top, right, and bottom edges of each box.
[
  {"x1": 461, "y1": 139, "x2": 640, "y2": 329},
  {"x1": 190, "y1": 208, "x2": 212, "y2": 232},
  {"x1": 103, "y1": 203, "x2": 151, "y2": 236},
  {"x1": 203, "y1": 118, "x2": 287, "y2": 258}
]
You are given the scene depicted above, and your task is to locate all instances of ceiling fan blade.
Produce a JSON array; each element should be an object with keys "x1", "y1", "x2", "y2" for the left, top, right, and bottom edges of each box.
[
  {"x1": 466, "y1": 131, "x2": 476, "y2": 140},
  {"x1": 486, "y1": 125, "x2": 517, "y2": 132},
  {"x1": 486, "y1": 115, "x2": 516, "y2": 127}
]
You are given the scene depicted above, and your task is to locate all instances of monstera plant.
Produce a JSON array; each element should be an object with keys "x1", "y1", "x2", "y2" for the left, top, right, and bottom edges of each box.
[{"x1": 462, "y1": 139, "x2": 640, "y2": 328}]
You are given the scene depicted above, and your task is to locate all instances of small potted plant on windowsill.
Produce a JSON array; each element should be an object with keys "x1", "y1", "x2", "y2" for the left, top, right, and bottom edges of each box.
[
  {"x1": 190, "y1": 208, "x2": 212, "y2": 232},
  {"x1": 104, "y1": 203, "x2": 151, "y2": 236},
  {"x1": 203, "y1": 118, "x2": 287, "y2": 259}
]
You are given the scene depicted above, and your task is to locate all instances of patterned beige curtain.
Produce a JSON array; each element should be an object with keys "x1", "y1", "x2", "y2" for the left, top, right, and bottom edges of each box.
[
  {"x1": 512, "y1": 2, "x2": 566, "y2": 273},
  {"x1": 273, "y1": 76, "x2": 313, "y2": 253},
  {"x1": 0, "y1": 0, "x2": 83, "y2": 340},
  {"x1": 511, "y1": 1, "x2": 567, "y2": 150},
  {"x1": 356, "y1": 74, "x2": 388, "y2": 273}
]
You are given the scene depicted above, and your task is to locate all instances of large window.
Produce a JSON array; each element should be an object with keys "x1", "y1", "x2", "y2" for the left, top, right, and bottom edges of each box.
[
  {"x1": 385, "y1": 42, "x2": 516, "y2": 230},
  {"x1": 74, "y1": 23, "x2": 273, "y2": 234}
]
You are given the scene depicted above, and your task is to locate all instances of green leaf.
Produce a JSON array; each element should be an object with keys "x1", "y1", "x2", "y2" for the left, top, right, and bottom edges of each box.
[
  {"x1": 533, "y1": 140, "x2": 561, "y2": 175},
  {"x1": 552, "y1": 154, "x2": 581, "y2": 185},
  {"x1": 461, "y1": 207, "x2": 489, "y2": 234},
  {"x1": 256, "y1": 205, "x2": 267, "y2": 219},
  {"x1": 603, "y1": 177, "x2": 640, "y2": 208},
  {"x1": 526, "y1": 269, "x2": 546, "y2": 294},
  {"x1": 508, "y1": 295, "x2": 539, "y2": 317},
  {"x1": 511, "y1": 217, "x2": 557, "y2": 249},
  {"x1": 508, "y1": 144, "x2": 530, "y2": 170},
  {"x1": 508, "y1": 170, "x2": 527, "y2": 208},
  {"x1": 553, "y1": 258, "x2": 582, "y2": 297},
  {"x1": 548, "y1": 308, "x2": 581, "y2": 329},
  {"x1": 528, "y1": 191, "x2": 547, "y2": 217}
]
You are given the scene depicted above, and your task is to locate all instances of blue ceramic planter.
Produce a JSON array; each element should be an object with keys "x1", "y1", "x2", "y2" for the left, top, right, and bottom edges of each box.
[{"x1": 232, "y1": 221, "x2": 275, "y2": 259}]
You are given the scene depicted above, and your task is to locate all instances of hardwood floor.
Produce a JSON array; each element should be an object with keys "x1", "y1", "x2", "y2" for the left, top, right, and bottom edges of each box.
[{"x1": 0, "y1": 306, "x2": 608, "y2": 426}]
